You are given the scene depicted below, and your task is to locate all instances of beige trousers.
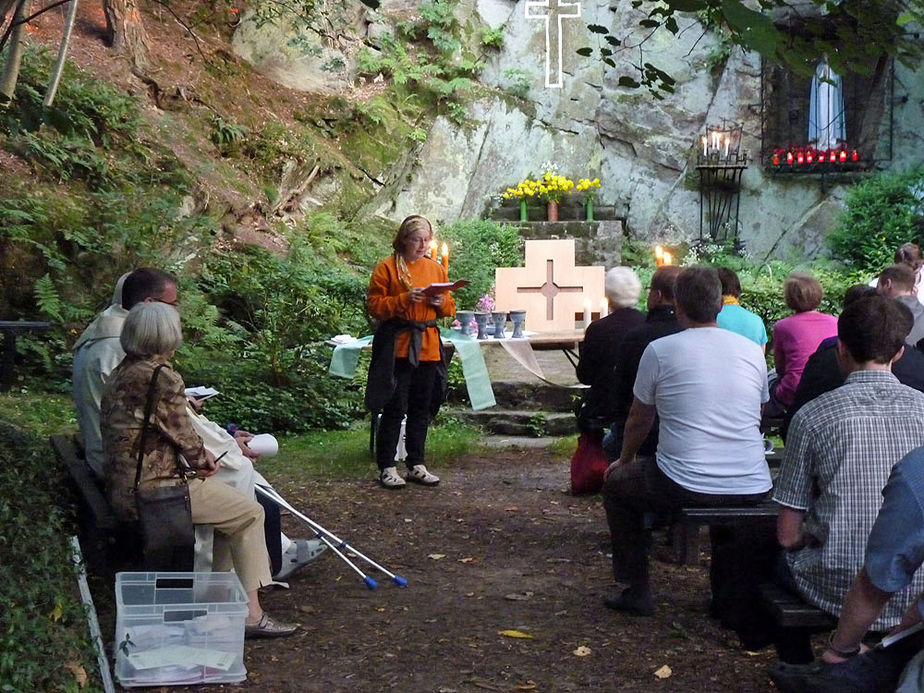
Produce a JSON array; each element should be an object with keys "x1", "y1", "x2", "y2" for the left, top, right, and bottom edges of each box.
[{"x1": 187, "y1": 476, "x2": 272, "y2": 592}]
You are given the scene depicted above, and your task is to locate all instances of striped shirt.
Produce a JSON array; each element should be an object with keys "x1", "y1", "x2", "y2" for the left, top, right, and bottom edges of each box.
[{"x1": 774, "y1": 369, "x2": 924, "y2": 629}]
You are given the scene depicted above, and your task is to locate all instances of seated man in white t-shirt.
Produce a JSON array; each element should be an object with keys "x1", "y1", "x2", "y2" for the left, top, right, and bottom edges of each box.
[{"x1": 601, "y1": 266, "x2": 772, "y2": 616}]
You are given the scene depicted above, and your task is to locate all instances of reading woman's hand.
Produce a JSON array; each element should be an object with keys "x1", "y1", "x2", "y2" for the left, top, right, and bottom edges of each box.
[{"x1": 409, "y1": 287, "x2": 425, "y2": 303}]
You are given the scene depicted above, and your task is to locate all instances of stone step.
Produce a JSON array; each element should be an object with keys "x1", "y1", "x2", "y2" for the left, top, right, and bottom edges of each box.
[
  {"x1": 489, "y1": 381, "x2": 578, "y2": 412},
  {"x1": 446, "y1": 408, "x2": 576, "y2": 437}
]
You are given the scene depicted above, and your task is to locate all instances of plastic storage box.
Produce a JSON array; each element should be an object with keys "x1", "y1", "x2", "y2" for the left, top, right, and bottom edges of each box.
[{"x1": 114, "y1": 572, "x2": 248, "y2": 687}]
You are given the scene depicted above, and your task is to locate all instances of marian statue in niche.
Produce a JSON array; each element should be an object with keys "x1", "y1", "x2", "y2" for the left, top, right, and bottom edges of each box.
[{"x1": 808, "y1": 55, "x2": 846, "y2": 150}]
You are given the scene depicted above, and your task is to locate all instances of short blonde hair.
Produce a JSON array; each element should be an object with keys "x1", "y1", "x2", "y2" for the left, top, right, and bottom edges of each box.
[
  {"x1": 605, "y1": 267, "x2": 642, "y2": 308},
  {"x1": 121, "y1": 302, "x2": 183, "y2": 357}
]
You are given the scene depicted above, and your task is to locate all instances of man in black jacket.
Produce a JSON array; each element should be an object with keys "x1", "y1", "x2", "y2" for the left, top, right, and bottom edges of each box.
[{"x1": 606, "y1": 265, "x2": 683, "y2": 460}]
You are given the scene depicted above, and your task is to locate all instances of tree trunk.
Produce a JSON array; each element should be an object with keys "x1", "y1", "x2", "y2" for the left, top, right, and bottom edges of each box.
[
  {"x1": 0, "y1": 0, "x2": 28, "y2": 103},
  {"x1": 44, "y1": 0, "x2": 79, "y2": 106},
  {"x1": 0, "y1": 0, "x2": 17, "y2": 27},
  {"x1": 103, "y1": 0, "x2": 150, "y2": 70}
]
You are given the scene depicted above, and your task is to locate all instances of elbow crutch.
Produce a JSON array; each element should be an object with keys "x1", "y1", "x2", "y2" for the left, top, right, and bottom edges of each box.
[{"x1": 255, "y1": 483, "x2": 407, "y2": 590}]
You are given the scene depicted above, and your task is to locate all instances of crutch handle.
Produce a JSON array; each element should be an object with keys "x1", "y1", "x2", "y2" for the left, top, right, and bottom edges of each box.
[{"x1": 364, "y1": 576, "x2": 378, "y2": 590}]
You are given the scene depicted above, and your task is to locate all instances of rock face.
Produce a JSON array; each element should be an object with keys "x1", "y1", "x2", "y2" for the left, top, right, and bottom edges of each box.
[{"x1": 234, "y1": 1, "x2": 924, "y2": 264}]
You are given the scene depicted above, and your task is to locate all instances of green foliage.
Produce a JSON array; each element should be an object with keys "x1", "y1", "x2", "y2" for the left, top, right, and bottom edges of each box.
[
  {"x1": 439, "y1": 219, "x2": 524, "y2": 310},
  {"x1": 357, "y1": 0, "x2": 485, "y2": 124},
  {"x1": 527, "y1": 412, "x2": 548, "y2": 437},
  {"x1": 826, "y1": 168, "x2": 924, "y2": 274},
  {"x1": 580, "y1": 0, "x2": 921, "y2": 97},
  {"x1": 3, "y1": 47, "x2": 149, "y2": 187},
  {"x1": 0, "y1": 420, "x2": 99, "y2": 690},
  {"x1": 480, "y1": 25, "x2": 505, "y2": 49},
  {"x1": 419, "y1": 0, "x2": 462, "y2": 54},
  {"x1": 178, "y1": 233, "x2": 373, "y2": 432},
  {"x1": 209, "y1": 114, "x2": 247, "y2": 156},
  {"x1": 503, "y1": 68, "x2": 531, "y2": 99}
]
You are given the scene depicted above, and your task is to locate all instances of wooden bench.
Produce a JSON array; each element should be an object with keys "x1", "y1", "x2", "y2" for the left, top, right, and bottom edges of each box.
[
  {"x1": 51, "y1": 433, "x2": 145, "y2": 574},
  {"x1": 675, "y1": 501, "x2": 779, "y2": 564},
  {"x1": 759, "y1": 581, "x2": 836, "y2": 663},
  {"x1": 51, "y1": 434, "x2": 118, "y2": 531},
  {"x1": 0, "y1": 320, "x2": 50, "y2": 391}
]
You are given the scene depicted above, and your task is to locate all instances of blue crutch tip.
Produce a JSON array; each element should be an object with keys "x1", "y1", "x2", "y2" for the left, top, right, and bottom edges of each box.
[
  {"x1": 393, "y1": 576, "x2": 407, "y2": 587},
  {"x1": 364, "y1": 576, "x2": 378, "y2": 590}
]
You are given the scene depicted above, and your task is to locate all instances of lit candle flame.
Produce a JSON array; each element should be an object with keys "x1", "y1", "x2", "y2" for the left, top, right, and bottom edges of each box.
[
  {"x1": 429, "y1": 240, "x2": 437, "y2": 260},
  {"x1": 441, "y1": 243, "x2": 449, "y2": 271},
  {"x1": 663, "y1": 251, "x2": 672, "y2": 266},
  {"x1": 655, "y1": 245, "x2": 664, "y2": 267}
]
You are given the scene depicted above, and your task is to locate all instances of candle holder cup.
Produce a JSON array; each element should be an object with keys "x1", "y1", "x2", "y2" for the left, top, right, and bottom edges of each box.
[
  {"x1": 474, "y1": 312, "x2": 490, "y2": 340},
  {"x1": 456, "y1": 310, "x2": 474, "y2": 337},
  {"x1": 509, "y1": 310, "x2": 527, "y2": 338},
  {"x1": 491, "y1": 311, "x2": 508, "y2": 339}
]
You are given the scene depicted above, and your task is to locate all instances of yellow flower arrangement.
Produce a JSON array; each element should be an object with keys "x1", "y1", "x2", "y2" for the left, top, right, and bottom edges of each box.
[
  {"x1": 502, "y1": 179, "x2": 541, "y2": 200},
  {"x1": 576, "y1": 177, "x2": 601, "y2": 197},
  {"x1": 503, "y1": 170, "x2": 578, "y2": 204},
  {"x1": 537, "y1": 170, "x2": 574, "y2": 203}
]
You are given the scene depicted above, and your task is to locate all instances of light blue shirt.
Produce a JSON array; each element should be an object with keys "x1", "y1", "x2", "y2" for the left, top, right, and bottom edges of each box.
[{"x1": 717, "y1": 302, "x2": 768, "y2": 347}]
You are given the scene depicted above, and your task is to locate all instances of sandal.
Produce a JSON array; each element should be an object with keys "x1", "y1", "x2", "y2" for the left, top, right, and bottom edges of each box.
[{"x1": 245, "y1": 612, "x2": 297, "y2": 639}]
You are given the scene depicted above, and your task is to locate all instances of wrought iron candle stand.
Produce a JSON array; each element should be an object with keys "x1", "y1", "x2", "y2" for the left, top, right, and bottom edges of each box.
[{"x1": 696, "y1": 121, "x2": 748, "y2": 249}]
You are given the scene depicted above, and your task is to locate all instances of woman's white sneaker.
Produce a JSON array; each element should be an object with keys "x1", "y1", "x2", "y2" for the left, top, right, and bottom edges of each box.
[
  {"x1": 406, "y1": 464, "x2": 440, "y2": 486},
  {"x1": 380, "y1": 466, "x2": 406, "y2": 489}
]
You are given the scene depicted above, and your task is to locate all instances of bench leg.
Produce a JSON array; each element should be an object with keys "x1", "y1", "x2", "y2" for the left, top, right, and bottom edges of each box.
[
  {"x1": 673, "y1": 523, "x2": 700, "y2": 565},
  {"x1": 774, "y1": 627, "x2": 815, "y2": 664}
]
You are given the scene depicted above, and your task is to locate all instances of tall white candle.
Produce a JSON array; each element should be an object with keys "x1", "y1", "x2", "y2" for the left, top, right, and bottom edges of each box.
[
  {"x1": 583, "y1": 299, "x2": 591, "y2": 329},
  {"x1": 702, "y1": 135, "x2": 707, "y2": 157},
  {"x1": 600, "y1": 297, "x2": 609, "y2": 318},
  {"x1": 724, "y1": 135, "x2": 730, "y2": 158}
]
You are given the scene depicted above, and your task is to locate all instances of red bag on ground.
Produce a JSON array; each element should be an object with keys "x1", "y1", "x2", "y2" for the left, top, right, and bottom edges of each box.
[{"x1": 570, "y1": 428, "x2": 608, "y2": 495}]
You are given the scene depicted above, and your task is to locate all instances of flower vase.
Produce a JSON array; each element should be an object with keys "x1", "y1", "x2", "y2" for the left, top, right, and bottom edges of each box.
[
  {"x1": 519, "y1": 199, "x2": 528, "y2": 222},
  {"x1": 546, "y1": 200, "x2": 559, "y2": 222},
  {"x1": 491, "y1": 311, "x2": 508, "y2": 339},
  {"x1": 474, "y1": 312, "x2": 490, "y2": 340},
  {"x1": 456, "y1": 310, "x2": 474, "y2": 336},
  {"x1": 509, "y1": 310, "x2": 526, "y2": 338},
  {"x1": 585, "y1": 198, "x2": 594, "y2": 221}
]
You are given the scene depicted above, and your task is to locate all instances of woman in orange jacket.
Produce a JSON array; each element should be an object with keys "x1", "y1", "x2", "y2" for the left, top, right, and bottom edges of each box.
[{"x1": 367, "y1": 215, "x2": 455, "y2": 489}]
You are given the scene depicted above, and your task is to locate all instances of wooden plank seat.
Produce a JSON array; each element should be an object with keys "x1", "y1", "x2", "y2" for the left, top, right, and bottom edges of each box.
[
  {"x1": 674, "y1": 501, "x2": 779, "y2": 564},
  {"x1": 759, "y1": 581, "x2": 836, "y2": 663},
  {"x1": 51, "y1": 433, "x2": 118, "y2": 531},
  {"x1": 758, "y1": 582, "x2": 837, "y2": 630},
  {"x1": 52, "y1": 433, "x2": 149, "y2": 574}
]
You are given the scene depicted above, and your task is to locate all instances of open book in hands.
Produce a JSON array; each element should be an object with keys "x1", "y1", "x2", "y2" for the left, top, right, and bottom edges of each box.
[
  {"x1": 185, "y1": 386, "x2": 219, "y2": 400},
  {"x1": 421, "y1": 280, "x2": 470, "y2": 297}
]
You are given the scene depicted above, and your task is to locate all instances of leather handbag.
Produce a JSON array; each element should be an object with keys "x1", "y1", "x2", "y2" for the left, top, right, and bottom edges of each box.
[{"x1": 134, "y1": 364, "x2": 195, "y2": 571}]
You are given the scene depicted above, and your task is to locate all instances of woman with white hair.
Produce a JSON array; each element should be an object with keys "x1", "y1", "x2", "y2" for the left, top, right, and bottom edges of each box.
[
  {"x1": 575, "y1": 266, "x2": 645, "y2": 448},
  {"x1": 101, "y1": 301, "x2": 296, "y2": 638}
]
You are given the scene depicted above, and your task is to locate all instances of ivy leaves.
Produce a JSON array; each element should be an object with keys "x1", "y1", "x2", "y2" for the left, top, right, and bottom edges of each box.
[{"x1": 579, "y1": 0, "x2": 921, "y2": 96}]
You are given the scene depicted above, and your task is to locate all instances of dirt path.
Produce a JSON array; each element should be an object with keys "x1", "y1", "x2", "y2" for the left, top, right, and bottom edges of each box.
[{"x1": 233, "y1": 448, "x2": 777, "y2": 692}]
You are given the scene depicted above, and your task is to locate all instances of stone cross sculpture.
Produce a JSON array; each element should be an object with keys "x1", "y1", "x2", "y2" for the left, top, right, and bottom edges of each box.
[
  {"x1": 495, "y1": 239, "x2": 604, "y2": 332},
  {"x1": 525, "y1": 0, "x2": 582, "y2": 89}
]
